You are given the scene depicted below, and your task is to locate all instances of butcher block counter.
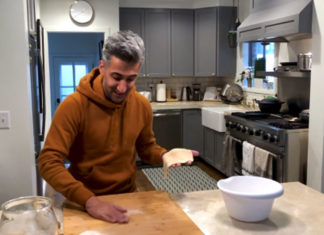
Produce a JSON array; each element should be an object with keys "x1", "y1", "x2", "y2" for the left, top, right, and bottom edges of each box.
[
  {"x1": 63, "y1": 191, "x2": 202, "y2": 235},
  {"x1": 48, "y1": 182, "x2": 324, "y2": 234}
]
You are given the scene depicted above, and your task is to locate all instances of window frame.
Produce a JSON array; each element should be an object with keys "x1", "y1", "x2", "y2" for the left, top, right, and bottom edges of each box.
[{"x1": 240, "y1": 42, "x2": 277, "y2": 95}]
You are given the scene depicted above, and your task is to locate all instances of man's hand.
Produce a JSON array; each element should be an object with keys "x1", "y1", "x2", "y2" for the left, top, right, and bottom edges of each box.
[
  {"x1": 85, "y1": 196, "x2": 129, "y2": 223},
  {"x1": 163, "y1": 149, "x2": 199, "y2": 167},
  {"x1": 172, "y1": 149, "x2": 199, "y2": 167}
]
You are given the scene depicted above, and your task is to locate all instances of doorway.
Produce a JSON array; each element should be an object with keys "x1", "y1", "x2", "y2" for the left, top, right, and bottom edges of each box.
[{"x1": 48, "y1": 32, "x2": 104, "y2": 115}]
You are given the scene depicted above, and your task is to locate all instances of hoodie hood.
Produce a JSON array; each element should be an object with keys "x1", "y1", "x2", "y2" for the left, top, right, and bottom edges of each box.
[{"x1": 76, "y1": 67, "x2": 135, "y2": 109}]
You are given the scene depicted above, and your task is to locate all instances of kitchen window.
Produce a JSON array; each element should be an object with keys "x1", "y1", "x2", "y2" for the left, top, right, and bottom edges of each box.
[{"x1": 241, "y1": 42, "x2": 276, "y2": 91}]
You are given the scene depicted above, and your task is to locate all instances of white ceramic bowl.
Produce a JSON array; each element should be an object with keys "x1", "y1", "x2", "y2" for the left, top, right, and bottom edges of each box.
[{"x1": 217, "y1": 176, "x2": 284, "y2": 222}]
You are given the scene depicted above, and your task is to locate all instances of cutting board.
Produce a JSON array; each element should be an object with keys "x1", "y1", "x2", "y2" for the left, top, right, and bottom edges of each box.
[{"x1": 63, "y1": 191, "x2": 203, "y2": 235}]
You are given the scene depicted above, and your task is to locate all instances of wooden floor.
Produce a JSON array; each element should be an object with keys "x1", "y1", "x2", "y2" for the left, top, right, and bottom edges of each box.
[{"x1": 135, "y1": 158, "x2": 226, "y2": 192}]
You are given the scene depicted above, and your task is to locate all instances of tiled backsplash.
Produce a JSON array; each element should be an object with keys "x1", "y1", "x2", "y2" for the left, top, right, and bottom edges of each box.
[{"x1": 135, "y1": 76, "x2": 234, "y2": 100}]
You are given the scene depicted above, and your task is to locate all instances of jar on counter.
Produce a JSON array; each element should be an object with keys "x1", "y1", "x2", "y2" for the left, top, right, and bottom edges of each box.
[{"x1": 0, "y1": 196, "x2": 58, "y2": 235}]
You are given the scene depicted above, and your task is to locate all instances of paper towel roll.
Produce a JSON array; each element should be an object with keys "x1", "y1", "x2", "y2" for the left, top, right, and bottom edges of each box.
[{"x1": 156, "y1": 83, "x2": 166, "y2": 102}]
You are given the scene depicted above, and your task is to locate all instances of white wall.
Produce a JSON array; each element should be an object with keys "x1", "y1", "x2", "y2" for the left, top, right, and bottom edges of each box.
[
  {"x1": 307, "y1": 0, "x2": 324, "y2": 191},
  {"x1": 39, "y1": 0, "x2": 119, "y2": 135},
  {"x1": 0, "y1": 0, "x2": 37, "y2": 203}
]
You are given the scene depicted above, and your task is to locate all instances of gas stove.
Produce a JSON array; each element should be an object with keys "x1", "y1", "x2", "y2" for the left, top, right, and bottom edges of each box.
[
  {"x1": 224, "y1": 111, "x2": 308, "y2": 155},
  {"x1": 230, "y1": 111, "x2": 308, "y2": 129},
  {"x1": 224, "y1": 111, "x2": 309, "y2": 182}
]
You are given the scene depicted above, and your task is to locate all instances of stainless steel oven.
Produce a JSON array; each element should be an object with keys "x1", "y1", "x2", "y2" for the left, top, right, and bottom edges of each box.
[{"x1": 224, "y1": 112, "x2": 308, "y2": 183}]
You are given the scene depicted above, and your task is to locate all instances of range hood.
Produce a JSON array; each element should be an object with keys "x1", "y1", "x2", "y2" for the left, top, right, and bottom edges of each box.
[{"x1": 237, "y1": 0, "x2": 313, "y2": 43}]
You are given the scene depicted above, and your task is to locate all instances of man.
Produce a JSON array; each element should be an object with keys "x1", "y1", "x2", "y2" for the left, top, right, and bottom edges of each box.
[{"x1": 38, "y1": 30, "x2": 198, "y2": 223}]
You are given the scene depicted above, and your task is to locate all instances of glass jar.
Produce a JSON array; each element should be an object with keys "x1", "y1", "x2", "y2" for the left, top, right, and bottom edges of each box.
[{"x1": 0, "y1": 196, "x2": 58, "y2": 235}]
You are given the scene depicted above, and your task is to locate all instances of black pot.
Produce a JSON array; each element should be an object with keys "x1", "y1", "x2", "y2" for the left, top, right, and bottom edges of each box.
[
  {"x1": 299, "y1": 109, "x2": 309, "y2": 123},
  {"x1": 256, "y1": 98, "x2": 284, "y2": 113}
]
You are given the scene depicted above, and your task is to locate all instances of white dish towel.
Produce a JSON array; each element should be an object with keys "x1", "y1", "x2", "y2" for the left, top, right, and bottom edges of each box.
[
  {"x1": 254, "y1": 147, "x2": 273, "y2": 178},
  {"x1": 242, "y1": 141, "x2": 255, "y2": 175}
]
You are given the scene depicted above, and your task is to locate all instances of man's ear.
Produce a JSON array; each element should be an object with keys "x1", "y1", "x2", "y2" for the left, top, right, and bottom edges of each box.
[{"x1": 99, "y1": 60, "x2": 105, "y2": 74}]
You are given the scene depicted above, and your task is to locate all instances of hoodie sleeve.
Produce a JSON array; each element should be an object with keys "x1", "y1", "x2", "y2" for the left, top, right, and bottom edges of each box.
[
  {"x1": 135, "y1": 100, "x2": 167, "y2": 165},
  {"x1": 38, "y1": 94, "x2": 94, "y2": 206}
]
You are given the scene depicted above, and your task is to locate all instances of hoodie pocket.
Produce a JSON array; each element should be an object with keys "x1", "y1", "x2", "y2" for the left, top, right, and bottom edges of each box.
[{"x1": 81, "y1": 165, "x2": 109, "y2": 189}]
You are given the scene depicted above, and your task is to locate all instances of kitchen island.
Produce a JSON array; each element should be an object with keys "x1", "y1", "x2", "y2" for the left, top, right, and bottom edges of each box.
[
  {"x1": 49, "y1": 182, "x2": 324, "y2": 234},
  {"x1": 172, "y1": 182, "x2": 324, "y2": 234}
]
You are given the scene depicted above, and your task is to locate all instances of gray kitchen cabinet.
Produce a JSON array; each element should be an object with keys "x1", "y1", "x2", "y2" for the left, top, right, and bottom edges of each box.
[
  {"x1": 119, "y1": 8, "x2": 145, "y2": 39},
  {"x1": 182, "y1": 109, "x2": 203, "y2": 155},
  {"x1": 202, "y1": 127, "x2": 216, "y2": 165},
  {"x1": 171, "y1": 9, "x2": 194, "y2": 77},
  {"x1": 202, "y1": 127, "x2": 225, "y2": 172},
  {"x1": 145, "y1": 9, "x2": 171, "y2": 77},
  {"x1": 119, "y1": 8, "x2": 146, "y2": 76},
  {"x1": 214, "y1": 130, "x2": 225, "y2": 171},
  {"x1": 120, "y1": 8, "x2": 171, "y2": 77},
  {"x1": 195, "y1": 7, "x2": 237, "y2": 77},
  {"x1": 120, "y1": 7, "x2": 236, "y2": 78},
  {"x1": 216, "y1": 7, "x2": 237, "y2": 77},
  {"x1": 195, "y1": 7, "x2": 217, "y2": 77}
]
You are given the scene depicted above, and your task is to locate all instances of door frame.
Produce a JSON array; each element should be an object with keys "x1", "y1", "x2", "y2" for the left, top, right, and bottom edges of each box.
[{"x1": 43, "y1": 27, "x2": 109, "y2": 137}]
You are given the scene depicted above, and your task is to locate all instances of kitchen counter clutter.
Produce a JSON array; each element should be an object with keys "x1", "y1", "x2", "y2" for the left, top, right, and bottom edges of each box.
[
  {"x1": 44, "y1": 182, "x2": 324, "y2": 234},
  {"x1": 151, "y1": 101, "x2": 248, "y2": 111}
]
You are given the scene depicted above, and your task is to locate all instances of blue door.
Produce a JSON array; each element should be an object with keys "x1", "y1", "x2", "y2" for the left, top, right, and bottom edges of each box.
[{"x1": 48, "y1": 32, "x2": 104, "y2": 116}]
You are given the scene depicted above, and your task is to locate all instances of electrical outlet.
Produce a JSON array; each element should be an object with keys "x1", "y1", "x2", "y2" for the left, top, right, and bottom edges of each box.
[{"x1": 0, "y1": 111, "x2": 10, "y2": 129}]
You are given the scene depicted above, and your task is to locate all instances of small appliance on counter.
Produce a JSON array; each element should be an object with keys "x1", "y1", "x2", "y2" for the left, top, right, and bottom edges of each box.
[
  {"x1": 180, "y1": 86, "x2": 192, "y2": 101},
  {"x1": 156, "y1": 81, "x2": 166, "y2": 102},
  {"x1": 139, "y1": 91, "x2": 152, "y2": 102},
  {"x1": 220, "y1": 83, "x2": 244, "y2": 104},
  {"x1": 192, "y1": 83, "x2": 201, "y2": 101},
  {"x1": 203, "y1": 86, "x2": 221, "y2": 101}
]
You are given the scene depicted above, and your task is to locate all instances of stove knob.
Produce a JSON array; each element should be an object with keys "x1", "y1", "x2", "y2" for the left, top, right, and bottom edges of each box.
[
  {"x1": 263, "y1": 133, "x2": 270, "y2": 140},
  {"x1": 242, "y1": 126, "x2": 248, "y2": 133},
  {"x1": 230, "y1": 122, "x2": 237, "y2": 129},
  {"x1": 270, "y1": 135, "x2": 278, "y2": 143},
  {"x1": 255, "y1": 130, "x2": 261, "y2": 136},
  {"x1": 225, "y1": 122, "x2": 230, "y2": 128},
  {"x1": 248, "y1": 129, "x2": 254, "y2": 135},
  {"x1": 236, "y1": 125, "x2": 242, "y2": 131}
]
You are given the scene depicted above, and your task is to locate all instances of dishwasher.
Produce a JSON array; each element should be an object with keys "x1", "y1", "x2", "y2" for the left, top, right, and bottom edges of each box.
[
  {"x1": 152, "y1": 109, "x2": 182, "y2": 150},
  {"x1": 136, "y1": 109, "x2": 182, "y2": 166}
]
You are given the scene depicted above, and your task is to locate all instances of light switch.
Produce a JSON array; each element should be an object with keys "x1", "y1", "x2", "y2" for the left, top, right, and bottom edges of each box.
[{"x1": 0, "y1": 111, "x2": 10, "y2": 129}]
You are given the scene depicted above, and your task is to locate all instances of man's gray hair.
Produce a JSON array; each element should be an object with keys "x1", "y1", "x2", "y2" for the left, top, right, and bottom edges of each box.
[{"x1": 102, "y1": 30, "x2": 145, "y2": 65}]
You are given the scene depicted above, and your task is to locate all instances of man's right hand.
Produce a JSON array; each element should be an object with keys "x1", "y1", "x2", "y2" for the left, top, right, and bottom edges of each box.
[{"x1": 85, "y1": 196, "x2": 129, "y2": 223}]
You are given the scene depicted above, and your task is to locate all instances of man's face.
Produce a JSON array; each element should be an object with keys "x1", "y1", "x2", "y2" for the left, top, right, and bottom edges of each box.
[{"x1": 99, "y1": 56, "x2": 141, "y2": 104}]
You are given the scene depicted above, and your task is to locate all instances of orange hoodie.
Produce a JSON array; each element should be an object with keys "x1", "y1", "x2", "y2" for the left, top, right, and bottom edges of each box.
[{"x1": 38, "y1": 68, "x2": 166, "y2": 206}]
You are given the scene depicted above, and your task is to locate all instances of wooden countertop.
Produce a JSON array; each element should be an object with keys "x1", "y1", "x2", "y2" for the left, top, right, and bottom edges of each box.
[
  {"x1": 63, "y1": 191, "x2": 202, "y2": 235},
  {"x1": 172, "y1": 182, "x2": 324, "y2": 234},
  {"x1": 48, "y1": 181, "x2": 324, "y2": 234}
]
